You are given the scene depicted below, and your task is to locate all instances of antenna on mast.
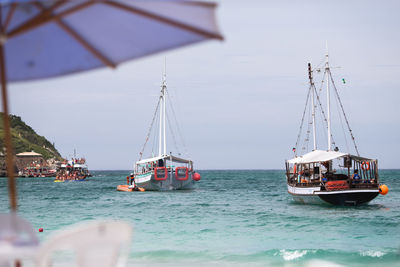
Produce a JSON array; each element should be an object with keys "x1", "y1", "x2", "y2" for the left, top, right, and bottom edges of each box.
[{"x1": 325, "y1": 42, "x2": 332, "y2": 151}]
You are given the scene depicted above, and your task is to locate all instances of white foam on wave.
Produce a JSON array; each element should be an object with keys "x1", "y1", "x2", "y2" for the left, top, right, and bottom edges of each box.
[
  {"x1": 280, "y1": 249, "x2": 308, "y2": 261},
  {"x1": 304, "y1": 259, "x2": 344, "y2": 267},
  {"x1": 360, "y1": 250, "x2": 386, "y2": 257}
]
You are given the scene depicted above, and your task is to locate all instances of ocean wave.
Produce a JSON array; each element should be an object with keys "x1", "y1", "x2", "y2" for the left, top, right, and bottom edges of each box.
[
  {"x1": 279, "y1": 249, "x2": 311, "y2": 261},
  {"x1": 359, "y1": 250, "x2": 386, "y2": 257}
]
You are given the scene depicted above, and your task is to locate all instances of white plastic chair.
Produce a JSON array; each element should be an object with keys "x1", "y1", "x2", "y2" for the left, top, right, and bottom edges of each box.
[
  {"x1": 0, "y1": 213, "x2": 39, "y2": 266},
  {"x1": 36, "y1": 221, "x2": 133, "y2": 267}
]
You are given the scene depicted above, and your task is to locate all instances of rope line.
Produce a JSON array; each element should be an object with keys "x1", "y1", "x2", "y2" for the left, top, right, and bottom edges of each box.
[
  {"x1": 165, "y1": 110, "x2": 181, "y2": 155},
  {"x1": 139, "y1": 97, "x2": 161, "y2": 160},
  {"x1": 166, "y1": 88, "x2": 189, "y2": 158},
  {"x1": 313, "y1": 71, "x2": 336, "y2": 149},
  {"x1": 328, "y1": 69, "x2": 360, "y2": 156},
  {"x1": 294, "y1": 85, "x2": 312, "y2": 156},
  {"x1": 334, "y1": 88, "x2": 350, "y2": 153}
]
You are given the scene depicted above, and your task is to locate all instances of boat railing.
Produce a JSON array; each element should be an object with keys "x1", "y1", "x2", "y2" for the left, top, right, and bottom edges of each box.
[
  {"x1": 288, "y1": 175, "x2": 378, "y2": 190},
  {"x1": 295, "y1": 182, "x2": 321, "y2": 187},
  {"x1": 349, "y1": 182, "x2": 378, "y2": 189}
]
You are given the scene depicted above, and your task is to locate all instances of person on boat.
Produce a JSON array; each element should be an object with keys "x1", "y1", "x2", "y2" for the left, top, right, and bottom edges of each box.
[
  {"x1": 128, "y1": 175, "x2": 142, "y2": 191},
  {"x1": 158, "y1": 159, "x2": 164, "y2": 167},
  {"x1": 352, "y1": 169, "x2": 361, "y2": 184},
  {"x1": 320, "y1": 171, "x2": 328, "y2": 183},
  {"x1": 297, "y1": 170, "x2": 303, "y2": 184}
]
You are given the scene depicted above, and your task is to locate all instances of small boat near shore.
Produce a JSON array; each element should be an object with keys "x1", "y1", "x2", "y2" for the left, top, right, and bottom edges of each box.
[
  {"x1": 19, "y1": 165, "x2": 56, "y2": 177},
  {"x1": 54, "y1": 158, "x2": 90, "y2": 182},
  {"x1": 118, "y1": 67, "x2": 201, "y2": 191},
  {"x1": 285, "y1": 52, "x2": 388, "y2": 205}
]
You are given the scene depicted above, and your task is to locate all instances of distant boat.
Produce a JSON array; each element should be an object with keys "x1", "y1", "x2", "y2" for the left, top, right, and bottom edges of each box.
[
  {"x1": 20, "y1": 165, "x2": 55, "y2": 178},
  {"x1": 54, "y1": 157, "x2": 90, "y2": 182},
  {"x1": 130, "y1": 68, "x2": 201, "y2": 191},
  {"x1": 285, "y1": 52, "x2": 388, "y2": 205}
]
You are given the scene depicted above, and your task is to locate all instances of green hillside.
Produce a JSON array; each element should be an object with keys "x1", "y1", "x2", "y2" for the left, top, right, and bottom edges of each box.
[{"x1": 0, "y1": 113, "x2": 62, "y2": 160}]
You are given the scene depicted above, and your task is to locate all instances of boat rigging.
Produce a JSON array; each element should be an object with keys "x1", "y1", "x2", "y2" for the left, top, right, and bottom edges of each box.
[{"x1": 285, "y1": 52, "x2": 388, "y2": 205}]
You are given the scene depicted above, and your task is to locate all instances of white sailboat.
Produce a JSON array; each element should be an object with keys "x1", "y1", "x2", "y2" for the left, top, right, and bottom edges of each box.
[
  {"x1": 130, "y1": 67, "x2": 201, "y2": 191},
  {"x1": 285, "y1": 51, "x2": 388, "y2": 205}
]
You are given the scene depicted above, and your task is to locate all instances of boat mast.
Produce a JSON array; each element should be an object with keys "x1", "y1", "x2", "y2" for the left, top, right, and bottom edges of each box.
[
  {"x1": 158, "y1": 82, "x2": 163, "y2": 157},
  {"x1": 158, "y1": 59, "x2": 168, "y2": 157},
  {"x1": 325, "y1": 45, "x2": 332, "y2": 151},
  {"x1": 308, "y1": 63, "x2": 317, "y2": 151},
  {"x1": 162, "y1": 60, "x2": 167, "y2": 156}
]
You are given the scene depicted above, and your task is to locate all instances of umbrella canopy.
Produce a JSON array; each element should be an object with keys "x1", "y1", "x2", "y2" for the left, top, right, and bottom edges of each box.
[
  {"x1": 3, "y1": 1, "x2": 223, "y2": 81},
  {"x1": 0, "y1": 0, "x2": 223, "y2": 211}
]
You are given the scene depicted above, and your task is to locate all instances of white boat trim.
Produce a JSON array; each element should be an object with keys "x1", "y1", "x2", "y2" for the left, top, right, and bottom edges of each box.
[
  {"x1": 287, "y1": 184, "x2": 320, "y2": 195},
  {"x1": 135, "y1": 173, "x2": 152, "y2": 184},
  {"x1": 288, "y1": 184, "x2": 379, "y2": 196}
]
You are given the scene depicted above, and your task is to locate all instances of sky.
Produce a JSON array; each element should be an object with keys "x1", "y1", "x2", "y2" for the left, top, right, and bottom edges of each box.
[{"x1": 6, "y1": 0, "x2": 400, "y2": 170}]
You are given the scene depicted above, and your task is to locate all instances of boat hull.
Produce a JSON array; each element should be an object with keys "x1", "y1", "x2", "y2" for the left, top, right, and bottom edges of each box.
[
  {"x1": 287, "y1": 184, "x2": 379, "y2": 206},
  {"x1": 288, "y1": 185, "x2": 325, "y2": 204},
  {"x1": 135, "y1": 171, "x2": 195, "y2": 191},
  {"x1": 317, "y1": 190, "x2": 379, "y2": 206}
]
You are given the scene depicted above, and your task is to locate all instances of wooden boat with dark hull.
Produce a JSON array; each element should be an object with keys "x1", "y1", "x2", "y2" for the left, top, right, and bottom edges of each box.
[
  {"x1": 285, "y1": 51, "x2": 388, "y2": 206},
  {"x1": 286, "y1": 150, "x2": 380, "y2": 205}
]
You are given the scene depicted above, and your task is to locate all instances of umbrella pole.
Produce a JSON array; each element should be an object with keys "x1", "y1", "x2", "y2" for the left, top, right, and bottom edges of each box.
[{"x1": 0, "y1": 43, "x2": 17, "y2": 211}]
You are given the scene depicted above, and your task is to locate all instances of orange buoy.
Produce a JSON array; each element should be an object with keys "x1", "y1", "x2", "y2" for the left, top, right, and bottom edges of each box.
[
  {"x1": 38, "y1": 228, "x2": 43, "y2": 232},
  {"x1": 379, "y1": 184, "x2": 389, "y2": 195},
  {"x1": 193, "y1": 172, "x2": 201, "y2": 181}
]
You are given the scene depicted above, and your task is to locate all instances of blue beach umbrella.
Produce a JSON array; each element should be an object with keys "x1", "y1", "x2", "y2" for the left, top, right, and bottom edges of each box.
[{"x1": 0, "y1": 0, "x2": 223, "y2": 211}]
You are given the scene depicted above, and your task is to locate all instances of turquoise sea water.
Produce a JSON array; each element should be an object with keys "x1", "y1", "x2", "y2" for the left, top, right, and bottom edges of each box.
[{"x1": 1, "y1": 170, "x2": 399, "y2": 266}]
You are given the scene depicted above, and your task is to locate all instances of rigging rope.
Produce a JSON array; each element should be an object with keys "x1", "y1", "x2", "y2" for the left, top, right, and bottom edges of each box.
[
  {"x1": 139, "y1": 97, "x2": 161, "y2": 160},
  {"x1": 165, "y1": 88, "x2": 189, "y2": 158},
  {"x1": 328, "y1": 69, "x2": 360, "y2": 156},
  {"x1": 151, "y1": 109, "x2": 159, "y2": 157},
  {"x1": 302, "y1": 101, "x2": 312, "y2": 153},
  {"x1": 313, "y1": 71, "x2": 337, "y2": 149},
  {"x1": 294, "y1": 85, "x2": 312, "y2": 156},
  {"x1": 165, "y1": 111, "x2": 181, "y2": 156},
  {"x1": 334, "y1": 89, "x2": 350, "y2": 153}
]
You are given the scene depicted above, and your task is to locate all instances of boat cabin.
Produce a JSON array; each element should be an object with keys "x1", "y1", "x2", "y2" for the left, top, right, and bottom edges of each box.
[
  {"x1": 285, "y1": 150, "x2": 379, "y2": 191},
  {"x1": 135, "y1": 154, "x2": 193, "y2": 177}
]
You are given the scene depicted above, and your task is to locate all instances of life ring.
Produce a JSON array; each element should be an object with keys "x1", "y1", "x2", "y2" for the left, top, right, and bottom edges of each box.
[
  {"x1": 154, "y1": 167, "x2": 168, "y2": 181},
  {"x1": 175, "y1": 167, "x2": 188, "y2": 181},
  {"x1": 361, "y1": 161, "x2": 370, "y2": 171}
]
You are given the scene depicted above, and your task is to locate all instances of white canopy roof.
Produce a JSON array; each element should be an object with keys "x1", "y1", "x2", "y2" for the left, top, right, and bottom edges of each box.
[
  {"x1": 136, "y1": 156, "x2": 164, "y2": 165},
  {"x1": 16, "y1": 151, "x2": 42, "y2": 157},
  {"x1": 136, "y1": 155, "x2": 191, "y2": 165},
  {"x1": 287, "y1": 150, "x2": 348, "y2": 164}
]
